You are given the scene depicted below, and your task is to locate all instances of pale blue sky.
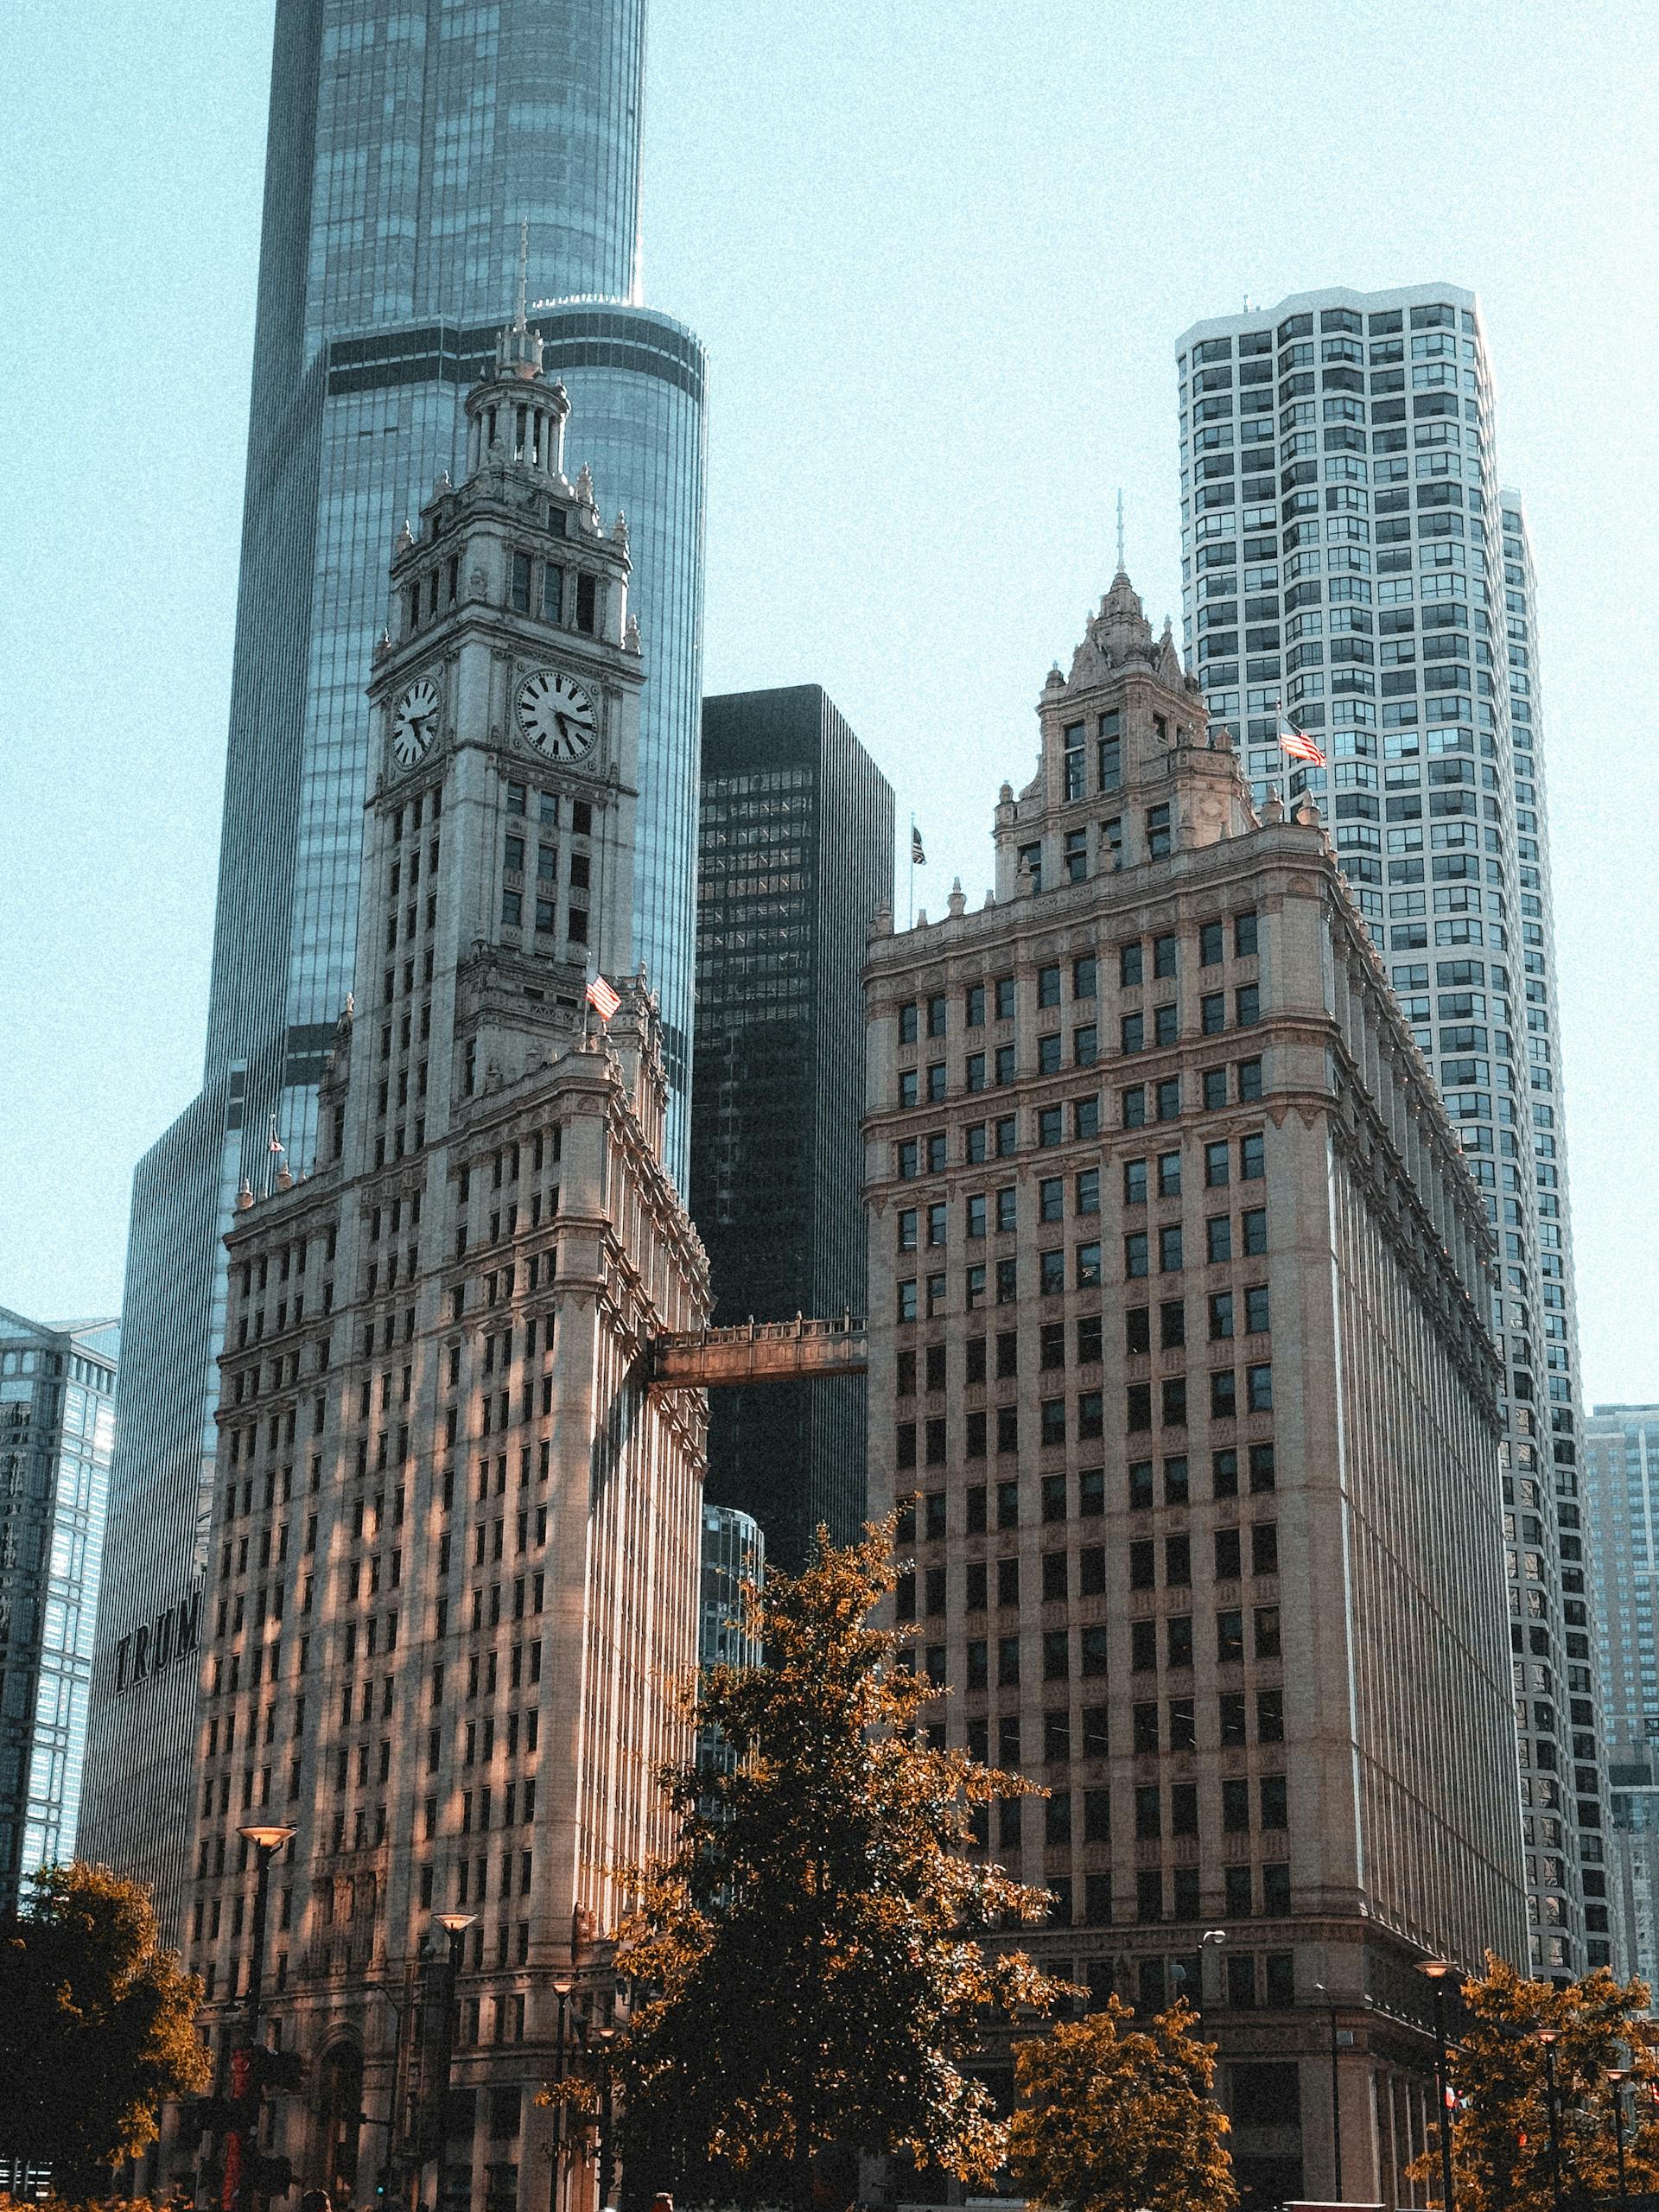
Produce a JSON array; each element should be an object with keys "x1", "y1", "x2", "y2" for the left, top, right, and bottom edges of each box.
[{"x1": 1, "y1": 1, "x2": 1655, "y2": 1400}]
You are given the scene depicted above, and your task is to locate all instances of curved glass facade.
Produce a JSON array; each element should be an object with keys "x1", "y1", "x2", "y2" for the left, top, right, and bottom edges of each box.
[
  {"x1": 81, "y1": 0, "x2": 682, "y2": 1936},
  {"x1": 535, "y1": 302, "x2": 708, "y2": 1175}
]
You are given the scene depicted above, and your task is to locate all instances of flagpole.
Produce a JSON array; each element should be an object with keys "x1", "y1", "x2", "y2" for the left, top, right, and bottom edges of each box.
[{"x1": 908, "y1": 814, "x2": 916, "y2": 931}]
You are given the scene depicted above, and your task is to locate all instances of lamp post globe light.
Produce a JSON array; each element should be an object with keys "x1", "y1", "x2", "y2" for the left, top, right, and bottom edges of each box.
[
  {"x1": 1417, "y1": 1958, "x2": 1458, "y2": 2212},
  {"x1": 236, "y1": 1824, "x2": 297, "y2": 2045},
  {"x1": 435, "y1": 1910, "x2": 476, "y2": 1967},
  {"x1": 228, "y1": 1824, "x2": 297, "y2": 2212}
]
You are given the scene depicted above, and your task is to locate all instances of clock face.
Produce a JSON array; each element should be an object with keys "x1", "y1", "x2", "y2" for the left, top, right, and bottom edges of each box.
[
  {"x1": 517, "y1": 668, "x2": 597, "y2": 763},
  {"x1": 391, "y1": 677, "x2": 440, "y2": 766}
]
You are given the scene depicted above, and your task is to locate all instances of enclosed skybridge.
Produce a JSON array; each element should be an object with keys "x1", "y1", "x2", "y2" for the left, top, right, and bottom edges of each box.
[{"x1": 649, "y1": 1313, "x2": 868, "y2": 1393}]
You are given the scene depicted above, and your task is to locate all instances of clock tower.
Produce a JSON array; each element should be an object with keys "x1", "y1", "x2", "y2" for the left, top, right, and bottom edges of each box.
[
  {"x1": 190, "y1": 315, "x2": 707, "y2": 2205},
  {"x1": 339, "y1": 308, "x2": 650, "y2": 1179}
]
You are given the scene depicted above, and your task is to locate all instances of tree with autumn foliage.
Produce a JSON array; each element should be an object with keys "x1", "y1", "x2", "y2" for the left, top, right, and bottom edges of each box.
[
  {"x1": 1409, "y1": 1953, "x2": 1659, "y2": 2212},
  {"x1": 579, "y1": 1519, "x2": 1067, "y2": 2212},
  {"x1": 1007, "y1": 1998, "x2": 1236, "y2": 2212},
  {"x1": 0, "y1": 1862, "x2": 209, "y2": 2198}
]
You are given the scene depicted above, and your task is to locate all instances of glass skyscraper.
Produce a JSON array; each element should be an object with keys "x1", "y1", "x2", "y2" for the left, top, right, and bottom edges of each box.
[
  {"x1": 690, "y1": 688, "x2": 894, "y2": 1568},
  {"x1": 82, "y1": 0, "x2": 705, "y2": 1940},
  {"x1": 0, "y1": 1308, "x2": 119, "y2": 1910},
  {"x1": 1174, "y1": 283, "x2": 1607, "y2": 1975}
]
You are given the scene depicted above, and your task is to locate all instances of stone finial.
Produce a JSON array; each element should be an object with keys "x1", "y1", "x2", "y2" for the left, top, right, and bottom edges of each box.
[
  {"x1": 982, "y1": 887, "x2": 996, "y2": 909},
  {"x1": 276, "y1": 1165, "x2": 294, "y2": 1192},
  {"x1": 236, "y1": 1178, "x2": 254, "y2": 1211},
  {"x1": 947, "y1": 877, "x2": 966, "y2": 919},
  {"x1": 575, "y1": 463, "x2": 595, "y2": 508},
  {"x1": 373, "y1": 629, "x2": 392, "y2": 663},
  {"x1": 624, "y1": 613, "x2": 642, "y2": 656},
  {"x1": 1045, "y1": 663, "x2": 1065, "y2": 690},
  {"x1": 1293, "y1": 793, "x2": 1320, "y2": 827},
  {"x1": 915, "y1": 908, "x2": 929, "y2": 929},
  {"x1": 870, "y1": 898, "x2": 893, "y2": 939},
  {"x1": 395, "y1": 519, "x2": 415, "y2": 553},
  {"x1": 435, "y1": 470, "x2": 452, "y2": 495},
  {"x1": 1262, "y1": 790, "x2": 1286, "y2": 824},
  {"x1": 611, "y1": 510, "x2": 630, "y2": 551}
]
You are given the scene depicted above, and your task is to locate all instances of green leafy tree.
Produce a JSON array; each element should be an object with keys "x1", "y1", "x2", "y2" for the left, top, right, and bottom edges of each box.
[
  {"x1": 576, "y1": 1519, "x2": 1066, "y2": 2212},
  {"x1": 0, "y1": 1862, "x2": 209, "y2": 2197},
  {"x1": 1007, "y1": 1998, "x2": 1236, "y2": 2212},
  {"x1": 1409, "y1": 1953, "x2": 1659, "y2": 2212}
]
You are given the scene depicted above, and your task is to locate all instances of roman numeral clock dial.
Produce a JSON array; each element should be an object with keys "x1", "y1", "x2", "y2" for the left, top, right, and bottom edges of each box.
[
  {"x1": 517, "y1": 669, "x2": 597, "y2": 763},
  {"x1": 391, "y1": 676, "x2": 440, "y2": 766}
]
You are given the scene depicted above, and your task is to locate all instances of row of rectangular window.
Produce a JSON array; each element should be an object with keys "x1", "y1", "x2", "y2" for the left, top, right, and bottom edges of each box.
[
  {"x1": 899, "y1": 993, "x2": 1260, "y2": 1101},
  {"x1": 895, "y1": 1210, "x2": 1266, "y2": 1319},
  {"x1": 899, "y1": 1523, "x2": 1279, "y2": 1618},
  {"x1": 894, "y1": 1362, "x2": 1272, "y2": 1457},
  {"x1": 893, "y1": 1061, "x2": 1264, "y2": 1178},
  {"x1": 899, "y1": 1445, "x2": 1276, "y2": 1540},
  {"x1": 928, "y1": 1610, "x2": 1286, "y2": 1689},
  {"x1": 893, "y1": 916, "x2": 1260, "y2": 1041}
]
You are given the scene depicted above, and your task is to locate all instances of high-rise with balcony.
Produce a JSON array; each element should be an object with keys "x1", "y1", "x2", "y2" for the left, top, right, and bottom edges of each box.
[
  {"x1": 1174, "y1": 283, "x2": 1605, "y2": 1975},
  {"x1": 1583, "y1": 1408, "x2": 1659, "y2": 1994},
  {"x1": 83, "y1": 1, "x2": 707, "y2": 1942}
]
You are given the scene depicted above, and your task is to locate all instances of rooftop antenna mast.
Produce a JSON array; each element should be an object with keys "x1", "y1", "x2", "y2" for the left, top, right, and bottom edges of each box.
[
  {"x1": 1116, "y1": 489, "x2": 1126, "y2": 574},
  {"x1": 515, "y1": 218, "x2": 529, "y2": 331}
]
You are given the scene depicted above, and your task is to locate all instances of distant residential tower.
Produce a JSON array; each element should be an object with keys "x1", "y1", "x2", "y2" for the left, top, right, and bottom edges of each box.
[{"x1": 1174, "y1": 284, "x2": 1605, "y2": 1973}]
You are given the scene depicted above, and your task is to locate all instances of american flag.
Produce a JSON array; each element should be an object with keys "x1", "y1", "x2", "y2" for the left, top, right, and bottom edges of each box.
[
  {"x1": 586, "y1": 972, "x2": 621, "y2": 1022},
  {"x1": 1277, "y1": 709, "x2": 1326, "y2": 767},
  {"x1": 268, "y1": 1122, "x2": 285, "y2": 1156}
]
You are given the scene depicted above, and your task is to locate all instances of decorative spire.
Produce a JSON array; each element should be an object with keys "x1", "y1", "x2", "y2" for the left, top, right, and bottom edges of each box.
[
  {"x1": 1116, "y1": 488, "x2": 1126, "y2": 575},
  {"x1": 575, "y1": 463, "x2": 595, "y2": 508},
  {"x1": 493, "y1": 218, "x2": 543, "y2": 379}
]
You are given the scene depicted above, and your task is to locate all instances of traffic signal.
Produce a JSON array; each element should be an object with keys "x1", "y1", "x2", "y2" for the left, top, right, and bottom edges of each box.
[
  {"x1": 251, "y1": 2049, "x2": 307, "y2": 2097},
  {"x1": 178, "y1": 2097, "x2": 237, "y2": 2151}
]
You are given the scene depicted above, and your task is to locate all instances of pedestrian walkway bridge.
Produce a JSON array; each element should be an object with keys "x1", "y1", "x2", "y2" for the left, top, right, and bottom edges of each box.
[{"x1": 649, "y1": 1313, "x2": 868, "y2": 1393}]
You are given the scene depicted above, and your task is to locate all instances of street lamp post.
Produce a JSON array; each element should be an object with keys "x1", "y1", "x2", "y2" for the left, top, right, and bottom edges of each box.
[
  {"x1": 1537, "y1": 2028, "x2": 1565, "y2": 2212},
  {"x1": 238, "y1": 1823, "x2": 297, "y2": 2050},
  {"x1": 234, "y1": 1824, "x2": 297, "y2": 2212},
  {"x1": 1418, "y1": 1959, "x2": 1459, "y2": 2212},
  {"x1": 591, "y1": 2026, "x2": 615, "y2": 2212},
  {"x1": 422, "y1": 1918, "x2": 474, "y2": 2212},
  {"x1": 550, "y1": 1976, "x2": 575, "y2": 2212},
  {"x1": 1607, "y1": 2067, "x2": 1631, "y2": 2212},
  {"x1": 1313, "y1": 1982, "x2": 1343, "y2": 2205}
]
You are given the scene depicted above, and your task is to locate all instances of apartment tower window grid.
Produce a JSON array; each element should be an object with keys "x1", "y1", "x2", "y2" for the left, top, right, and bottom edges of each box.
[
  {"x1": 1174, "y1": 283, "x2": 1605, "y2": 1974},
  {"x1": 1584, "y1": 1409, "x2": 1659, "y2": 2001}
]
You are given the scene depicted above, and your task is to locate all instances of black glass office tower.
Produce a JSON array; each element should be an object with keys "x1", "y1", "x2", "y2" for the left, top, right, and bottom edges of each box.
[
  {"x1": 690, "y1": 689, "x2": 894, "y2": 1568},
  {"x1": 82, "y1": 0, "x2": 706, "y2": 1939}
]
